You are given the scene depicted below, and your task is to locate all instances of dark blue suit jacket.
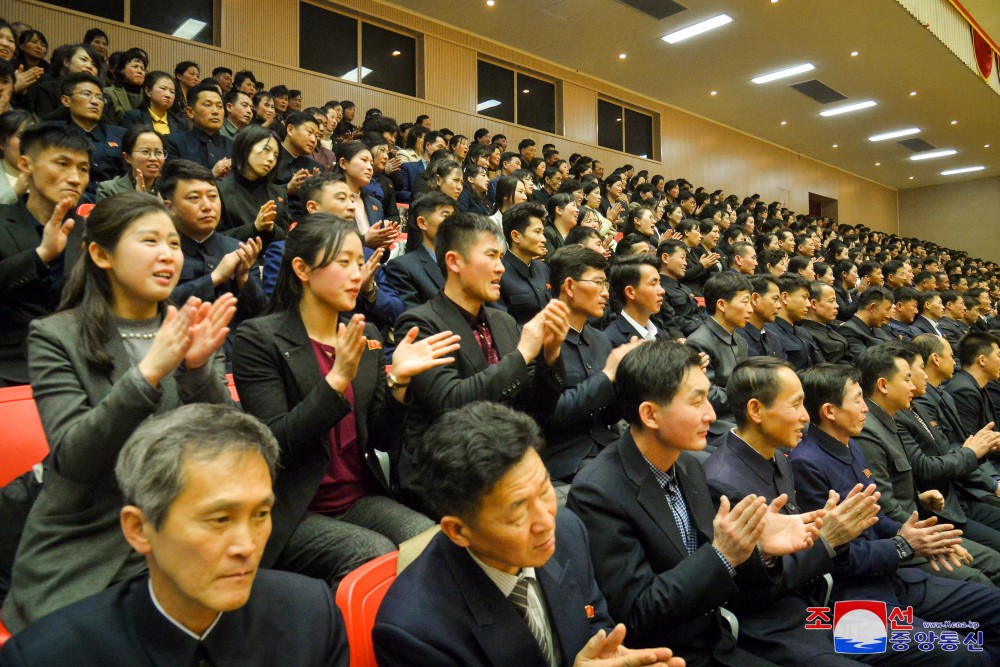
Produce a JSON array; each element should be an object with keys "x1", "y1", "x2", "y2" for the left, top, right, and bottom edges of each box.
[
  {"x1": 61, "y1": 121, "x2": 125, "y2": 196},
  {"x1": 0, "y1": 570, "x2": 349, "y2": 666},
  {"x1": 373, "y1": 511, "x2": 614, "y2": 667},
  {"x1": 737, "y1": 321, "x2": 785, "y2": 359},
  {"x1": 603, "y1": 313, "x2": 664, "y2": 348},
  {"x1": 945, "y1": 369, "x2": 995, "y2": 436},
  {"x1": 766, "y1": 318, "x2": 823, "y2": 371},
  {"x1": 499, "y1": 251, "x2": 550, "y2": 326},
  {"x1": 382, "y1": 245, "x2": 444, "y2": 312}
]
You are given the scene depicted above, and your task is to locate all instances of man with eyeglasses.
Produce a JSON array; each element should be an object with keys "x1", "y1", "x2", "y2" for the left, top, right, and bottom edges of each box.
[
  {"x1": 542, "y1": 245, "x2": 640, "y2": 483},
  {"x1": 58, "y1": 72, "x2": 125, "y2": 197}
]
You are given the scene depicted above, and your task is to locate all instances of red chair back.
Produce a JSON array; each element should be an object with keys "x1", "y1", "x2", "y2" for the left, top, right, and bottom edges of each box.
[
  {"x1": 0, "y1": 614, "x2": 10, "y2": 647},
  {"x1": 225, "y1": 373, "x2": 240, "y2": 402},
  {"x1": 0, "y1": 385, "x2": 48, "y2": 486},
  {"x1": 335, "y1": 551, "x2": 399, "y2": 667}
]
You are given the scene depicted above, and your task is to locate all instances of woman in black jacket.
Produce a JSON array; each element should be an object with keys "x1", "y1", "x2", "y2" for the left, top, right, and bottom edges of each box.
[
  {"x1": 232, "y1": 216, "x2": 459, "y2": 587},
  {"x1": 216, "y1": 123, "x2": 289, "y2": 246}
]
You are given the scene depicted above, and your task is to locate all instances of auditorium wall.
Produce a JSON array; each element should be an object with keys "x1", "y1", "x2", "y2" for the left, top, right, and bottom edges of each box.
[
  {"x1": 898, "y1": 176, "x2": 1000, "y2": 260},
  {"x1": 10, "y1": 0, "x2": 898, "y2": 231}
]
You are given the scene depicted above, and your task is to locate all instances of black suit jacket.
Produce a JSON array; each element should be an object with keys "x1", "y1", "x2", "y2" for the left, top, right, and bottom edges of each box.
[
  {"x1": 394, "y1": 293, "x2": 564, "y2": 491},
  {"x1": 833, "y1": 283, "x2": 858, "y2": 322},
  {"x1": 912, "y1": 315, "x2": 943, "y2": 337},
  {"x1": 656, "y1": 274, "x2": 702, "y2": 337},
  {"x1": 0, "y1": 570, "x2": 349, "y2": 666},
  {"x1": 166, "y1": 128, "x2": 233, "y2": 170},
  {"x1": 938, "y1": 317, "x2": 968, "y2": 350},
  {"x1": 685, "y1": 318, "x2": 748, "y2": 420},
  {"x1": 603, "y1": 312, "x2": 665, "y2": 347},
  {"x1": 231, "y1": 310, "x2": 402, "y2": 567},
  {"x1": 373, "y1": 511, "x2": 614, "y2": 667},
  {"x1": 737, "y1": 321, "x2": 785, "y2": 359},
  {"x1": 895, "y1": 404, "x2": 972, "y2": 524},
  {"x1": 854, "y1": 399, "x2": 921, "y2": 524},
  {"x1": 945, "y1": 369, "x2": 995, "y2": 435},
  {"x1": 567, "y1": 431, "x2": 778, "y2": 665},
  {"x1": 839, "y1": 316, "x2": 894, "y2": 362},
  {"x1": 767, "y1": 317, "x2": 823, "y2": 371},
  {"x1": 382, "y1": 246, "x2": 445, "y2": 312},
  {"x1": 499, "y1": 251, "x2": 550, "y2": 326},
  {"x1": 799, "y1": 319, "x2": 851, "y2": 365}
]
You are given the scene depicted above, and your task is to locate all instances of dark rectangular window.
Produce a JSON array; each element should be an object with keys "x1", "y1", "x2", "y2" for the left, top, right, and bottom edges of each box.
[
  {"x1": 477, "y1": 60, "x2": 515, "y2": 123},
  {"x1": 361, "y1": 23, "x2": 416, "y2": 97},
  {"x1": 625, "y1": 108, "x2": 653, "y2": 158},
  {"x1": 132, "y1": 0, "x2": 214, "y2": 45},
  {"x1": 597, "y1": 99, "x2": 624, "y2": 152},
  {"x1": 516, "y1": 72, "x2": 555, "y2": 134},
  {"x1": 299, "y1": 3, "x2": 358, "y2": 80},
  {"x1": 40, "y1": 0, "x2": 124, "y2": 22}
]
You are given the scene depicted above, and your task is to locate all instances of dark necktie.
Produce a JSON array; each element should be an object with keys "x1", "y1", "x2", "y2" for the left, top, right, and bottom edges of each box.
[
  {"x1": 472, "y1": 320, "x2": 500, "y2": 366},
  {"x1": 509, "y1": 576, "x2": 554, "y2": 664}
]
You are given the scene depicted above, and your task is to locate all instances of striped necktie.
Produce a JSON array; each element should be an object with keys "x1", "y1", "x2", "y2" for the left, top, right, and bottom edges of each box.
[{"x1": 509, "y1": 575, "x2": 555, "y2": 665}]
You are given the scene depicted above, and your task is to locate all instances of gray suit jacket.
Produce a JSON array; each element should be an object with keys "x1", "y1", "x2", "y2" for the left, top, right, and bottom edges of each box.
[
  {"x1": 94, "y1": 174, "x2": 135, "y2": 203},
  {"x1": 2, "y1": 312, "x2": 230, "y2": 632},
  {"x1": 684, "y1": 317, "x2": 747, "y2": 420}
]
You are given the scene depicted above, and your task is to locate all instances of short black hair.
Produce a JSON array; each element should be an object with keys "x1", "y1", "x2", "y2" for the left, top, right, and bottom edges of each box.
[
  {"x1": 750, "y1": 273, "x2": 779, "y2": 297},
  {"x1": 502, "y1": 201, "x2": 546, "y2": 243},
  {"x1": 548, "y1": 245, "x2": 607, "y2": 298},
  {"x1": 435, "y1": 212, "x2": 501, "y2": 277},
  {"x1": 893, "y1": 286, "x2": 920, "y2": 305},
  {"x1": 19, "y1": 122, "x2": 93, "y2": 160},
  {"x1": 411, "y1": 402, "x2": 543, "y2": 522},
  {"x1": 564, "y1": 225, "x2": 601, "y2": 247},
  {"x1": 610, "y1": 253, "x2": 660, "y2": 307},
  {"x1": 858, "y1": 285, "x2": 892, "y2": 308},
  {"x1": 617, "y1": 340, "x2": 703, "y2": 426},
  {"x1": 284, "y1": 111, "x2": 319, "y2": 129},
  {"x1": 158, "y1": 159, "x2": 216, "y2": 201},
  {"x1": 518, "y1": 138, "x2": 535, "y2": 152},
  {"x1": 958, "y1": 332, "x2": 1000, "y2": 368},
  {"x1": 269, "y1": 85, "x2": 289, "y2": 98},
  {"x1": 918, "y1": 290, "x2": 941, "y2": 312},
  {"x1": 186, "y1": 82, "x2": 223, "y2": 107},
  {"x1": 776, "y1": 272, "x2": 810, "y2": 298},
  {"x1": 60, "y1": 72, "x2": 102, "y2": 98},
  {"x1": 940, "y1": 289, "x2": 962, "y2": 308},
  {"x1": 858, "y1": 343, "x2": 907, "y2": 397},
  {"x1": 911, "y1": 333, "x2": 947, "y2": 363},
  {"x1": 657, "y1": 238, "x2": 687, "y2": 262},
  {"x1": 212, "y1": 66, "x2": 232, "y2": 78},
  {"x1": 800, "y1": 363, "x2": 860, "y2": 423},
  {"x1": 728, "y1": 357, "x2": 796, "y2": 428},
  {"x1": 704, "y1": 272, "x2": 751, "y2": 315},
  {"x1": 233, "y1": 70, "x2": 257, "y2": 89},
  {"x1": 298, "y1": 171, "x2": 348, "y2": 208}
]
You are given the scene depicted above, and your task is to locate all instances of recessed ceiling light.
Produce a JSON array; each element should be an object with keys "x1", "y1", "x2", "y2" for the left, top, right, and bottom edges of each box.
[
  {"x1": 850, "y1": 51, "x2": 859, "y2": 57},
  {"x1": 909, "y1": 176, "x2": 914, "y2": 180},
  {"x1": 819, "y1": 100, "x2": 877, "y2": 117},
  {"x1": 910, "y1": 149, "x2": 957, "y2": 161},
  {"x1": 616, "y1": 118, "x2": 622, "y2": 122},
  {"x1": 941, "y1": 166, "x2": 985, "y2": 175},
  {"x1": 832, "y1": 144, "x2": 838, "y2": 148},
  {"x1": 751, "y1": 63, "x2": 815, "y2": 84},
  {"x1": 661, "y1": 14, "x2": 733, "y2": 44},
  {"x1": 710, "y1": 90, "x2": 717, "y2": 96},
  {"x1": 486, "y1": 0, "x2": 495, "y2": 5},
  {"x1": 951, "y1": 120, "x2": 958, "y2": 125},
  {"x1": 780, "y1": 121, "x2": 787, "y2": 125},
  {"x1": 875, "y1": 162, "x2": 881, "y2": 166},
  {"x1": 771, "y1": 0, "x2": 779, "y2": 3},
  {"x1": 985, "y1": 144, "x2": 991, "y2": 148},
  {"x1": 619, "y1": 53, "x2": 626, "y2": 59},
  {"x1": 391, "y1": 50, "x2": 401, "y2": 56},
  {"x1": 522, "y1": 89, "x2": 529, "y2": 93},
  {"x1": 868, "y1": 128, "x2": 921, "y2": 141}
]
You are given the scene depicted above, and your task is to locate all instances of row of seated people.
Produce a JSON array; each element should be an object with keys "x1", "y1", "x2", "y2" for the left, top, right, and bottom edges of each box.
[{"x1": 9, "y1": 334, "x2": 1000, "y2": 665}]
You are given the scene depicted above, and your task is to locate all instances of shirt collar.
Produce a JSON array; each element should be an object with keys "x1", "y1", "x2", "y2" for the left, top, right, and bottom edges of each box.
[
  {"x1": 148, "y1": 578, "x2": 221, "y2": 642},
  {"x1": 467, "y1": 549, "x2": 535, "y2": 598},
  {"x1": 807, "y1": 426, "x2": 856, "y2": 464},
  {"x1": 444, "y1": 293, "x2": 486, "y2": 328},
  {"x1": 620, "y1": 310, "x2": 657, "y2": 340},
  {"x1": 706, "y1": 316, "x2": 736, "y2": 343}
]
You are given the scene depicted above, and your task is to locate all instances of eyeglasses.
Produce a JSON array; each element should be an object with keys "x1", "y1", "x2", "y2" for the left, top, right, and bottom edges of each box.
[
  {"x1": 134, "y1": 149, "x2": 166, "y2": 159},
  {"x1": 72, "y1": 90, "x2": 103, "y2": 102},
  {"x1": 576, "y1": 278, "x2": 609, "y2": 290}
]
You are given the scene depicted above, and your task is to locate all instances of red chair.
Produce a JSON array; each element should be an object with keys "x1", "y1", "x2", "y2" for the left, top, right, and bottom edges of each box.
[
  {"x1": 335, "y1": 551, "x2": 399, "y2": 667},
  {"x1": 225, "y1": 373, "x2": 240, "y2": 402},
  {"x1": 0, "y1": 614, "x2": 11, "y2": 647},
  {"x1": 0, "y1": 385, "x2": 48, "y2": 486}
]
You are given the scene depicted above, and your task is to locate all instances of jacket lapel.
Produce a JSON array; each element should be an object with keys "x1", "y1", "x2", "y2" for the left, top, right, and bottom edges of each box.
[
  {"x1": 432, "y1": 294, "x2": 488, "y2": 371},
  {"x1": 417, "y1": 251, "x2": 444, "y2": 289},
  {"x1": 274, "y1": 310, "x2": 324, "y2": 400}
]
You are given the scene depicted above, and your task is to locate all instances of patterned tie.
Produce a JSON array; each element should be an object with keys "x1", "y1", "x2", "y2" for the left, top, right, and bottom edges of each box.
[{"x1": 509, "y1": 576, "x2": 554, "y2": 664}]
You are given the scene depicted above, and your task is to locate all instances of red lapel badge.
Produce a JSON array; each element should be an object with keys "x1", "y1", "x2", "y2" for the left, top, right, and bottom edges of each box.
[
  {"x1": 367, "y1": 340, "x2": 382, "y2": 350},
  {"x1": 863, "y1": 468, "x2": 872, "y2": 478},
  {"x1": 584, "y1": 605, "x2": 594, "y2": 619}
]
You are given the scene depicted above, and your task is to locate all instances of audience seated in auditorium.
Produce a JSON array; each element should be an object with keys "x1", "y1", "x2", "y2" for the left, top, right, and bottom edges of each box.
[
  {"x1": 0, "y1": 122, "x2": 88, "y2": 386},
  {"x1": 216, "y1": 123, "x2": 288, "y2": 245},
  {"x1": 654, "y1": 238, "x2": 703, "y2": 337},
  {"x1": 799, "y1": 280, "x2": 852, "y2": 365},
  {"x1": 498, "y1": 201, "x2": 550, "y2": 325},
  {"x1": 0, "y1": 404, "x2": 351, "y2": 666},
  {"x1": 737, "y1": 274, "x2": 785, "y2": 359},
  {"x1": 393, "y1": 212, "x2": 569, "y2": 496},
  {"x1": 605, "y1": 253, "x2": 668, "y2": 345},
  {"x1": 232, "y1": 217, "x2": 454, "y2": 589},
  {"x1": 382, "y1": 192, "x2": 452, "y2": 311},
  {"x1": 2, "y1": 192, "x2": 233, "y2": 632},
  {"x1": 373, "y1": 401, "x2": 684, "y2": 667},
  {"x1": 165, "y1": 83, "x2": 232, "y2": 177},
  {"x1": 60, "y1": 72, "x2": 123, "y2": 195},
  {"x1": 838, "y1": 285, "x2": 896, "y2": 360}
]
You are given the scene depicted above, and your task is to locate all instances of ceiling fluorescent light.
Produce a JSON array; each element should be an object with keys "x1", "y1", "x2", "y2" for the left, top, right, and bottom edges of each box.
[
  {"x1": 341, "y1": 67, "x2": 373, "y2": 81},
  {"x1": 819, "y1": 100, "x2": 877, "y2": 117},
  {"x1": 173, "y1": 19, "x2": 207, "y2": 40},
  {"x1": 868, "y1": 128, "x2": 921, "y2": 142},
  {"x1": 661, "y1": 14, "x2": 733, "y2": 44},
  {"x1": 941, "y1": 166, "x2": 985, "y2": 175},
  {"x1": 476, "y1": 99, "x2": 501, "y2": 112},
  {"x1": 910, "y1": 149, "x2": 957, "y2": 161},
  {"x1": 751, "y1": 63, "x2": 815, "y2": 84}
]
